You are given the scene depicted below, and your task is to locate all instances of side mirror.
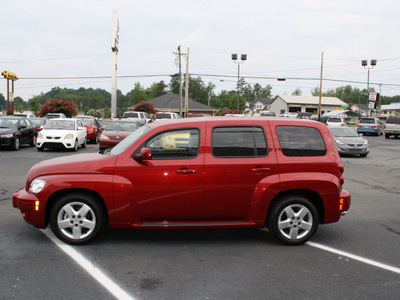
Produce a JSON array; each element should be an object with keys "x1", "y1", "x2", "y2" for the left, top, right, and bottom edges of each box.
[{"x1": 134, "y1": 147, "x2": 152, "y2": 161}]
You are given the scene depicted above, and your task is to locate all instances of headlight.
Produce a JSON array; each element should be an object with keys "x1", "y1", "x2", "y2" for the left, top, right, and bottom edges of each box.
[
  {"x1": 29, "y1": 179, "x2": 46, "y2": 194},
  {"x1": 64, "y1": 133, "x2": 74, "y2": 139},
  {"x1": 38, "y1": 133, "x2": 43, "y2": 139},
  {"x1": 363, "y1": 139, "x2": 368, "y2": 145},
  {"x1": 100, "y1": 134, "x2": 110, "y2": 140},
  {"x1": 0, "y1": 133, "x2": 13, "y2": 138},
  {"x1": 335, "y1": 138, "x2": 345, "y2": 145}
]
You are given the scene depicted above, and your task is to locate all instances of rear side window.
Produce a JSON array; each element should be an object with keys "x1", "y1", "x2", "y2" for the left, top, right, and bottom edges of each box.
[
  {"x1": 276, "y1": 126, "x2": 326, "y2": 157},
  {"x1": 386, "y1": 117, "x2": 400, "y2": 125},
  {"x1": 212, "y1": 126, "x2": 268, "y2": 157}
]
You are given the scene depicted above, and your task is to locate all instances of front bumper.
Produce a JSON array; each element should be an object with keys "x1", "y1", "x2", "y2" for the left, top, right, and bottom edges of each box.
[
  {"x1": 0, "y1": 137, "x2": 13, "y2": 147},
  {"x1": 336, "y1": 144, "x2": 369, "y2": 156},
  {"x1": 13, "y1": 188, "x2": 46, "y2": 228},
  {"x1": 37, "y1": 137, "x2": 75, "y2": 149}
]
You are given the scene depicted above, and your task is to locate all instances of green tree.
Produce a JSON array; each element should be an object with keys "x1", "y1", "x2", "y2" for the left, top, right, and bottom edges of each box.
[
  {"x1": 127, "y1": 83, "x2": 149, "y2": 107},
  {"x1": 29, "y1": 96, "x2": 41, "y2": 113},
  {"x1": 146, "y1": 81, "x2": 168, "y2": 99},
  {"x1": 292, "y1": 88, "x2": 302, "y2": 96}
]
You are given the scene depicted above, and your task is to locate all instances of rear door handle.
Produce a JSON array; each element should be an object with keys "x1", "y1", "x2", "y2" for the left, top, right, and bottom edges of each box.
[
  {"x1": 176, "y1": 168, "x2": 197, "y2": 175},
  {"x1": 251, "y1": 167, "x2": 270, "y2": 173}
]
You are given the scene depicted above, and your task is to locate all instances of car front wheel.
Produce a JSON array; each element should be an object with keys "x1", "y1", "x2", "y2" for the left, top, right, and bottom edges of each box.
[
  {"x1": 268, "y1": 196, "x2": 319, "y2": 245},
  {"x1": 11, "y1": 137, "x2": 20, "y2": 151},
  {"x1": 50, "y1": 193, "x2": 104, "y2": 244}
]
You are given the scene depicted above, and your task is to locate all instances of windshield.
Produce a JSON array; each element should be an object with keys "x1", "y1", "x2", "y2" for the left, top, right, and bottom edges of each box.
[
  {"x1": 80, "y1": 119, "x2": 93, "y2": 126},
  {"x1": 45, "y1": 120, "x2": 75, "y2": 130},
  {"x1": 328, "y1": 118, "x2": 342, "y2": 122},
  {"x1": 156, "y1": 113, "x2": 172, "y2": 119},
  {"x1": 0, "y1": 119, "x2": 18, "y2": 128},
  {"x1": 106, "y1": 122, "x2": 138, "y2": 131},
  {"x1": 123, "y1": 112, "x2": 139, "y2": 118},
  {"x1": 109, "y1": 125, "x2": 151, "y2": 155},
  {"x1": 330, "y1": 127, "x2": 358, "y2": 137}
]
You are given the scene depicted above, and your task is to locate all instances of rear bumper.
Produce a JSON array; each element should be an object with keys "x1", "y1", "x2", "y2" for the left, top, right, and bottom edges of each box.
[{"x1": 340, "y1": 190, "x2": 351, "y2": 213}]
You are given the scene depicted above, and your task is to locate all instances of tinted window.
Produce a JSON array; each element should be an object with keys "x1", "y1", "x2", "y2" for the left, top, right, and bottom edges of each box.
[
  {"x1": 276, "y1": 126, "x2": 326, "y2": 156},
  {"x1": 386, "y1": 117, "x2": 400, "y2": 125},
  {"x1": 212, "y1": 126, "x2": 267, "y2": 157},
  {"x1": 359, "y1": 118, "x2": 375, "y2": 124},
  {"x1": 146, "y1": 129, "x2": 199, "y2": 159},
  {"x1": 156, "y1": 113, "x2": 173, "y2": 119},
  {"x1": 328, "y1": 118, "x2": 341, "y2": 122}
]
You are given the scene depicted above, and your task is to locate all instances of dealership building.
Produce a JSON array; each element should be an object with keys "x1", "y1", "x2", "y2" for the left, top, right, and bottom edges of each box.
[{"x1": 269, "y1": 95, "x2": 348, "y2": 115}]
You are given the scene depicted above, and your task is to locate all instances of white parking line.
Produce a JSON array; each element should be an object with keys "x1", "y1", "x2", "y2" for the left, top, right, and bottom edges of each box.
[
  {"x1": 307, "y1": 241, "x2": 400, "y2": 274},
  {"x1": 42, "y1": 229, "x2": 137, "y2": 300}
]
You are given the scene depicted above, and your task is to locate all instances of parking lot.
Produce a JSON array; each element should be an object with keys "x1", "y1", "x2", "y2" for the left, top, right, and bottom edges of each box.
[{"x1": 1, "y1": 134, "x2": 399, "y2": 299}]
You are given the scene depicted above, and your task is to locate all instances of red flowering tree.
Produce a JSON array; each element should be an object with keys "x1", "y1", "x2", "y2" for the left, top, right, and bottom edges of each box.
[
  {"x1": 219, "y1": 108, "x2": 242, "y2": 116},
  {"x1": 39, "y1": 99, "x2": 78, "y2": 118},
  {"x1": 132, "y1": 101, "x2": 157, "y2": 115}
]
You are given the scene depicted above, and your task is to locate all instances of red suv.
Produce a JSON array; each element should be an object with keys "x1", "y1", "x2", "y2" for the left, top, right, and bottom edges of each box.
[{"x1": 13, "y1": 117, "x2": 351, "y2": 245}]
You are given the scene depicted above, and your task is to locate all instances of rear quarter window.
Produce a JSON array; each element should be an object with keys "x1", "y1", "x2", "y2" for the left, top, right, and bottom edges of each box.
[
  {"x1": 212, "y1": 126, "x2": 268, "y2": 157},
  {"x1": 276, "y1": 126, "x2": 326, "y2": 156}
]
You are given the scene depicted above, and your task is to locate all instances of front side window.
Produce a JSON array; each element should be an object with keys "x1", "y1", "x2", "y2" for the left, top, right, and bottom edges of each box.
[
  {"x1": 146, "y1": 128, "x2": 199, "y2": 159},
  {"x1": 276, "y1": 126, "x2": 326, "y2": 156},
  {"x1": 212, "y1": 126, "x2": 267, "y2": 157}
]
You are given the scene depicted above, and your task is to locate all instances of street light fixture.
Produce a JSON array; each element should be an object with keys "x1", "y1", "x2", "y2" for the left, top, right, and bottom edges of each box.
[
  {"x1": 361, "y1": 59, "x2": 377, "y2": 115},
  {"x1": 232, "y1": 53, "x2": 247, "y2": 113}
]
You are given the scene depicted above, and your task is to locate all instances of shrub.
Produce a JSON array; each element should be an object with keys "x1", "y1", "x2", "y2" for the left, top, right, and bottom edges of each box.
[
  {"x1": 39, "y1": 99, "x2": 78, "y2": 118},
  {"x1": 132, "y1": 101, "x2": 157, "y2": 115}
]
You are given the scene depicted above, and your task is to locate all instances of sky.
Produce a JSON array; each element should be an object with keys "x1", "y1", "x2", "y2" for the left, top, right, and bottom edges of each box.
[{"x1": 1, "y1": 0, "x2": 400, "y2": 102}]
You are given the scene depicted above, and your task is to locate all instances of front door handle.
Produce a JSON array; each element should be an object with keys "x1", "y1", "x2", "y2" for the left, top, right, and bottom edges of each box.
[
  {"x1": 176, "y1": 168, "x2": 196, "y2": 175},
  {"x1": 251, "y1": 167, "x2": 270, "y2": 173}
]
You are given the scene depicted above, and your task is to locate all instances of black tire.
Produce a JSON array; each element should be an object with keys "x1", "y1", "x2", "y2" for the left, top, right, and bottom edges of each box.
[
  {"x1": 37, "y1": 146, "x2": 44, "y2": 152},
  {"x1": 81, "y1": 138, "x2": 86, "y2": 149},
  {"x1": 385, "y1": 133, "x2": 390, "y2": 139},
  {"x1": 30, "y1": 136, "x2": 36, "y2": 147},
  {"x1": 11, "y1": 137, "x2": 20, "y2": 151},
  {"x1": 50, "y1": 193, "x2": 104, "y2": 245},
  {"x1": 268, "y1": 195, "x2": 319, "y2": 245},
  {"x1": 72, "y1": 139, "x2": 78, "y2": 152},
  {"x1": 360, "y1": 153, "x2": 368, "y2": 157}
]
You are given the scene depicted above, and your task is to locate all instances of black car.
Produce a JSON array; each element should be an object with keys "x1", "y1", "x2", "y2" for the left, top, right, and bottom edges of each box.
[
  {"x1": 30, "y1": 118, "x2": 49, "y2": 136},
  {"x1": 0, "y1": 117, "x2": 36, "y2": 150}
]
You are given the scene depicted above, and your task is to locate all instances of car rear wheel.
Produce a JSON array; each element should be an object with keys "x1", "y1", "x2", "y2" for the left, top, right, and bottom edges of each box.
[
  {"x1": 81, "y1": 138, "x2": 86, "y2": 148},
  {"x1": 268, "y1": 196, "x2": 319, "y2": 245},
  {"x1": 50, "y1": 193, "x2": 104, "y2": 244}
]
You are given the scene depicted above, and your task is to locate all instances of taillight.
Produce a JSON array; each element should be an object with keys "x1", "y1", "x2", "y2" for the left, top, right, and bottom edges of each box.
[
  {"x1": 371, "y1": 125, "x2": 377, "y2": 128},
  {"x1": 357, "y1": 125, "x2": 362, "y2": 127}
]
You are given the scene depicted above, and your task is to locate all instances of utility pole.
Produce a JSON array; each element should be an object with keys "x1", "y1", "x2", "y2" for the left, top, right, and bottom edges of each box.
[
  {"x1": 184, "y1": 48, "x2": 190, "y2": 118},
  {"x1": 111, "y1": 11, "x2": 119, "y2": 119},
  {"x1": 173, "y1": 46, "x2": 187, "y2": 117},
  {"x1": 318, "y1": 52, "x2": 323, "y2": 121}
]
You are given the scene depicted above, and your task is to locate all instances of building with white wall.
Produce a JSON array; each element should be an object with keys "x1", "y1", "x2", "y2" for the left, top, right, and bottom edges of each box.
[{"x1": 269, "y1": 95, "x2": 348, "y2": 115}]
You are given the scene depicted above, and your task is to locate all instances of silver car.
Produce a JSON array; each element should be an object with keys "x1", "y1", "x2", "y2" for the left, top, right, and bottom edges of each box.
[{"x1": 328, "y1": 126, "x2": 369, "y2": 157}]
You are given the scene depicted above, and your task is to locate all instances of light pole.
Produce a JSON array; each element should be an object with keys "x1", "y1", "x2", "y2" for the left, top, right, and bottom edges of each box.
[
  {"x1": 361, "y1": 59, "x2": 377, "y2": 115},
  {"x1": 232, "y1": 53, "x2": 247, "y2": 113}
]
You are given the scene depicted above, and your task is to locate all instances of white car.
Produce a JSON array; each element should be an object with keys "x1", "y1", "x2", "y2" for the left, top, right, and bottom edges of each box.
[
  {"x1": 326, "y1": 117, "x2": 346, "y2": 127},
  {"x1": 36, "y1": 118, "x2": 87, "y2": 151}
]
